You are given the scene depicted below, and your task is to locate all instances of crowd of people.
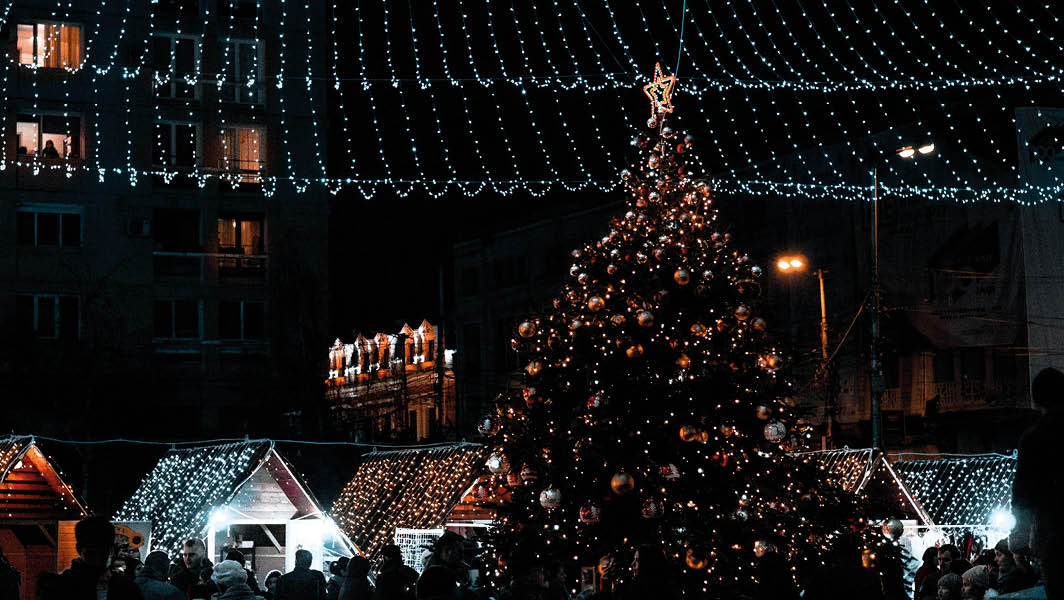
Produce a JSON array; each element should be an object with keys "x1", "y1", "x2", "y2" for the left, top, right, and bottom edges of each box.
[{"x1": 912, "y1": 541, "x2": 1044, "y2": 600}]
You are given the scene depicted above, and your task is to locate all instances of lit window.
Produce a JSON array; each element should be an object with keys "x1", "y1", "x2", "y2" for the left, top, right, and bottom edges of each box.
[
  {"x1": 220, "y1": 40, "x2": 263, "y2": 104},
  {"x1": 16, "y1": 294, "x2": 79, "y2": 340},
  {"x1": 17, "y1": 23, "x2": 83, "y2": 69},
  {"x1": 152, "y1": 34, "x2": 198, "y2": 99},
  {"x1": 219, "y1": 126, "x2": 263, "y2": 182},
  {"x1": 17, "y1": 114, "x2": 82, "y2": 159},
  {"x1": 217, "y1": 214, "x2": 263, "y2": 255}
]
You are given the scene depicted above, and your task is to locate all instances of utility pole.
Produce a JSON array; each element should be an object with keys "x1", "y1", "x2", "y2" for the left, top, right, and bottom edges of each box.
[
  {"x1": 816, "y1": 267, "x2": 832, "y2": 448},
  {"x1": 870, "y1": 167, "x2": 883, "y2": 449}
]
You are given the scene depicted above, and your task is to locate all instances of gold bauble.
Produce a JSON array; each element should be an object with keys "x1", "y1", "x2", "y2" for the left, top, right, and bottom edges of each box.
[
  {"x1": 637, "y1": 310, "x2": 654, "y2": 327},
  {"x1": 752, "y1": 317, "x2": 767, "y2": 332},
  {"x1": 526, "y1": 361, "x2": 543, "y2": 376},
  {"x1": 720, "y1": 425, "x2": 734, "y2": 437},
  {"x1": 756, "y1": 405, "x2": 772, "y2": 420},
  {"x1": 517, "y1": 321, "x2": 536, "y2": 338},
  {"x1": 685, "y1": 548, "x2": 709, "y2": 570},
  {"x1": 673, "y1": 268, "x2": 691, "y2": 285},
  {"x1": 676, "y1": 353, "x2": 691, "y2": 369},
  {"x1": 690, "y1": 322, "x2": 706, "y2": 336},
  {"x1": 626, "y1": 344, "x2": 644, "y2": 358},
  {"x1": 610, "y1": 471, "x2": 635, "y2": 494},
  {"x1": 610, "y1": 314, "x2": 626, "y2": 326},
  {"x1": 734, "y1": 305, "x2": 750, "y2": 320},
  {"x1": 635, "y1": 251, "x2": 648, "y2": 264},
  {"x1": 679, "y1": 425, "x2": 700, "y2": 442},
  {"x1": 861, "y1": 549, "x2": 877, "y2": 569},
  {"x1": 587, "y1": 296, "x2": 605, "y2": 312}
]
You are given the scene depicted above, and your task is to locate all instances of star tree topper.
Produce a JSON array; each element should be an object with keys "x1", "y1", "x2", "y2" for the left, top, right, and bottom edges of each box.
[{"x1": 642, "y1": 62, "x2": 677, "y2": 127}]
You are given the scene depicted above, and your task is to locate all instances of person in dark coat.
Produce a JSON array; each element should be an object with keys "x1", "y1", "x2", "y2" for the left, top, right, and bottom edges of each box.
[
  {"x1": 337, "y1": 557, "x2": 372, "y2": 600},
  {"x1": 211, "y1": 560, "x2": 265, "y2": 600},
  {"x1": 373, "y1": 546, "x2": 418, "y2": 600},
  {"x1": 914, "y1": 547, "x2": 941, "y2": 600},
  {"x1": 415, "y1": 567, "x2": 456, "y2": 600},
  {"x1": 276, "y1": 550, "x2": 326, "y2": 600},
  {"x1": 37, "y1": 515, "x2": 143, "y2": 600},
  {"x1": 1012, "y1": 366, "x2": 1064, "y2": 600},
  {"x1": 614, "y1": 545, "x2": 679, "y2": 600},
  {"x1": 992, "y1": 539, "x2": 1037, "y2": 594},
  {"x1": 803, "y1": 534, "x2": 884, "y2": 600},
  {"x1": 170, "y1": 539, "x2": 215, "y2": 600},
  {"x1": 225, "y1": 551, "x2": 262, "y2": 594},
  {"x1": 326, "y1": 558, "x2": 349, "y2": 600},
  {"x1": 0, "y1": 547, "x2": 21, "y2": 600},
  {"x1": 136, "y1": 551, "x2": 184, "y2": 600},
  {"x1": 937, "y1": 545, "x2": 972, "y2": 578},
  {"x1": 261, "y1": 571, "x2": 283, "y2": 600}
]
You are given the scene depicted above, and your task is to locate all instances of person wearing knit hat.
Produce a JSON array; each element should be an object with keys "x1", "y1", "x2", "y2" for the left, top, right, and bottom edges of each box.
[
  {"x1": 211, "y1": 560, "x2": 264, "y2": 600},
  {"x1": 993, "y1": 539, "x2": 1038, "y2": 594},
  {"x1": 937, "y1": 573, "x2": 963, "y2": 600},
  {"x1": 961, "y1": 566, "x2": 990, "y2": 599}
]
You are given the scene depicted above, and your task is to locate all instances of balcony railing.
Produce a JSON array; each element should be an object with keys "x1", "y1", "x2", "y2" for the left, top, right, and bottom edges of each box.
[
  {"x1": 153, "y1": 251, "x2": 203, "y2": 279},
  {"x1": 214, "y1": 158, "x2": 264, "y2": 188},
  {"x1": 215, "y1": 246, "x2": 267, "y2": 281}
]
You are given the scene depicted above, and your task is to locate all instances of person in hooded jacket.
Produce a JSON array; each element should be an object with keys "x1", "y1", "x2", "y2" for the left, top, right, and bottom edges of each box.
[
  {"x1": 373, "y1": 546, "x2": 417, "y2": 600},
  {"x1": 211, "y1": 560, "x2": 265, "y2": 600},
  {"x1": 326, "y1": 558, "x2": 349, "y2": 600},
  {"x1": 224, "y1": 551, "x2": 261, "y2": 595},
  {"x1": 136, "y1": 551, "x2": 184, "y2": 600},
  {"x1": 337, "y1": 557, "x2": 372, "y2": 600},
  {"x1": 38, "y1": 515, "x2": 143, "y2": 600}
]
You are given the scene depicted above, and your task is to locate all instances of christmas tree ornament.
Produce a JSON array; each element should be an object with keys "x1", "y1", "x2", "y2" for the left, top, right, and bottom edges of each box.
[
  {"x1": 862, "y1": 549, "x2": 877, "y2": 568},
  {"x1": 676, "y1": 353, "x2": 691, "y2": 369},
  {"x1": 659, "y1": 463, "x2": 681, "y2": 480},
  {"x1": 764, "y1": 421, "x2": 787, "y2": 442},
  {"x1": 641, "y1": 499, "x2": 664, "y2": 519},
  {"x1": 756, "y1": 405, "x2": 772, "y2": 420},
  {"x1": 753, "y1": 540, "x2": 777, "y2": 558},
  {"x1": 587, "y1": 392, "x2": 604, "y2": 410},
  {"x1": 752, "y1": 317, "x2": 767, "y2": 332},
  {"x1": 517, "y1": 321, "x2": 536, "y2": 338},
  {"x1": 577, "y1": 273, "x2": 589, "y2": 285},
  {"x1": 597, "y1": 555, "x2": 614, "y2": 577},
  {"x1": 625, "y1": 344, "x2": 644, "y2": 359},
  {"x1": 520, "y1": 464, "x2": 538, "y2": 484},
  {"x1": 673, "y1": 268, "x2": 691, "y2": 285},
  {"x1": 751, "y1": 265, "x2": 763, "y2": 277},
  {"x1": 734, "y1": 305, "x2": 751, "y2": 320},
  {"x1": 478, "y1": 416, "x2": 499, "y2": 436},
  {"x1": 539, "y1": 487, "x2": 562, "y2": 509},
  {"x1": 635, "y1": 251, "x2": 648, "y2": 264},
  {"x1": 579, "y1": 504, "x2": 601, "y2": 524},
  {"x1": 720, "y1": 425, "x2": 735, "y2": 437},
  {"x1": 473, "y1": 483, "x2": 492, "y2": 500},
  {"x1": 881, "y1": 519, "x2": 904, "y2": 539},
  {"x1": 505, "y1": 472, "x2": 521, "y2": 487},
  {"x1": 610, "y1": 471, "x2": 635, "y2": 495},
  {"x1": 610, "y1": 314, "x2": 626, "y2": 326},
  {"x1": 606, "y1": 263, "x2": 618, "y2": 275},
  {"x1": 685, "y1": 548, "x2": 709, "y2": 570},
  {"x1": 526, "y1": 361, "x2": 543, "y2": 376},
  {"x1": 637, "y1": 310, "x2": 654, "y2": 327},
  {"x1": 690, "y1": 322, "x2": 706, "y2": 336},
  {"x1": 679, "y1": 425, "x2": 700, "y2": 442},
  {"x1": 587, "y1": 296, "x2": 605, "y2": 312},
  {"x1": 487, "y1": 453, "x2": 511, "y2": 474}
]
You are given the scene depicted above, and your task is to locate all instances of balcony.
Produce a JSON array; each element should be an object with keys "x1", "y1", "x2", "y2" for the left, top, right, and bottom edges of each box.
[
  {"x1": 14, "y1": 156, "x2": 85, "y2": 189},
  {"x1": 153, "y1": 251, "x2": 203, "y2": 279},
  {"x1": 214, "y1": 247, "x2": 267, "y2": 283},
  {"x1": 214, "y1": 158, "x2": 264, "y2": 194}
]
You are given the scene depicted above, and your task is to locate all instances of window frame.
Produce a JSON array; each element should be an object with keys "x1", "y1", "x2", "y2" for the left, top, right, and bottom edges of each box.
[
  {"x1": 218, "y1": 38, "x2": 264, "y2": 104},
  {"x1": 17, "y1": 293, "x2": 79, "y2": 340},
  {"x1": 218, "y1": 299, "x2": 266, "y2": 341},
  {"x1": 17, "y1": 21, "x2": 84, "y2": 70},
  {"x1": 216, "y1": 213, "x2": 265, "y2": 255},
  {"x1": 16, "y1": 112, "x2": 84, "y2": 161},
  {"x1": 218, "y1": 125, "x2": 266, "y2": 181},
  {"x1": 153, "y1": 298, "x2": 202, "y2": 341},
  {"x1": 16, "y1": 204, "x2": 83, "y2": 248},
  {"x1": 152, "y1": 120, "x2": 202, "y2": 170},
  {"x1": 152, "y1": 33, "x2": 201, "y2": 100}
]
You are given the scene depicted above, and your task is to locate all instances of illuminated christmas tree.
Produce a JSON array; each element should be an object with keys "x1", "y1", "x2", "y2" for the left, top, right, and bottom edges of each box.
[{"x1": 480, "y1": 66, "x2": 903, "y2": 598}]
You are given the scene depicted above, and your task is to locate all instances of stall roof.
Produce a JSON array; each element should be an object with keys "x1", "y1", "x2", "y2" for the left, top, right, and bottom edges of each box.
[
  {"x1": 0, "y1": 436, "x2": 87, "y2": 522},
  {"x1": 893, "y1": 454, "x2": 1017, "y2": 527},
  {"x1": 795, "y1": 447, "x2": 932, "y2": 525},
  {"x1": 114, "y1": 440, "x2": 342, "y2": 555},
  {"x1": 331, "y1": 443, "x2": 487, "y2": 560}
]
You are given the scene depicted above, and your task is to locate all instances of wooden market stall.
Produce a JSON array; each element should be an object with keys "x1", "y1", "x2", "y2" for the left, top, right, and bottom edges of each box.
[
  {"x1": 0, "y1": 436, "x2": 88, "y2": 600},
  {"x1": 330, "y1": 443, "x2": 492, "y2": 571},
  {"x1": 114, "y1": 440, "x2": 355, "y2": 580}
]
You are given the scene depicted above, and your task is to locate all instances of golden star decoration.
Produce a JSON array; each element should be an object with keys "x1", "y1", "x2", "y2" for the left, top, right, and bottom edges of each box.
[{"x1": 643, "y1": 62, "x2": 677, "y2": 121}]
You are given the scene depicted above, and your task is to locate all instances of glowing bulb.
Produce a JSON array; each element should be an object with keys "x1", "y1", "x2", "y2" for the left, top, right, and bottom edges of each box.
[
  {"x1": 897, "y1": 146, "x2": 916, "y2": 159},
  {"x1": 918, "y1": 143, "x2": 935, "y2": 155},
  {"x1": 989, "y1": 508, "x2": 1015, "y2": 531},
  {"x1": 789, "y1": 258, "x2": 803, "y2": 268},
  {"x1": 777, "y1": 260, "x2": 791, "y2": 271}
]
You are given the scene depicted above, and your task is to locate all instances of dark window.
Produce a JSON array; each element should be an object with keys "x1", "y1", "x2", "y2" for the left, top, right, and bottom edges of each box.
[
  {"x1": 17, "y1": 294, "x2": 78, "y2": 339},
  {"x1": 462, "y1": 323, "x2": 481, "y2": 375},
  {"x1": 493, "y1": 256, "x2": 528, "y2": 290},
  {"x1": 244, "y1": 302, "x2": 265, "y2": 340},
  {"x1": 36, "y1": 213, "x2": 59, "y2": 246},
  {"x1": 152, "y1": 36, "x2": 197, "y2": 98},
  {"x1": 933, "y1": 350, "x2": 954, "y2": 383},
  {"x1": 219, "y1": 300, "x2": 265, "y2": 340},
  {"x1": 217, "y1": 0, "x2": 260, "y2": 19},
  {"x1": 219, "y1": 301, "x2": 241, "y2": 339},
  {"x1": 154, "y1": 209, "x2": 200, "y2": 251},
  {"x1": 16, "y1": 212, "x2": 35, "y2": 245},
  {"x1": 155, "y1": 299, "x2": 199, "y2": 339},
  {"x1": 458, "y1": 266, "x2": 479, "y2": 296},
  {"x1": 960, "y1": 348, "x2": 985, "y2": 380},
  {"x1": 153, "y1": 123, "x2": 199, "y2": 168},
  {"x1": 61, "y1": 214, "x2": 81, "y2": 247},
  {"x1": 992, "y1": 350, "x2": 1018, "y2": 381}
]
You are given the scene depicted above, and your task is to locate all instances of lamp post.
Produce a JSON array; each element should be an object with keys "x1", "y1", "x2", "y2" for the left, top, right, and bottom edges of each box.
[
  {"x1": 777, "y1": 255, "x2": 833, "y2": 448},
  {"x1": 869, "y1": 141, "x2": 936, "y2": 449}
]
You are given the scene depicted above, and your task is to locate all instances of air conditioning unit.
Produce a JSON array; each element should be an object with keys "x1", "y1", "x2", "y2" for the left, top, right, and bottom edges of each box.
[{"x1": 127, "y1": 217, "x2": 151, "y2": 237}]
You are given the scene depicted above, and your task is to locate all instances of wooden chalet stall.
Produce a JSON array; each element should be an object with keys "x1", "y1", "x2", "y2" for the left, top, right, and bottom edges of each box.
[
  {"x1": 331, "y1": 444, "x2": 493, "y2": 571},
  {"x1": 114, "y1": 441, "x2": 354, "y2": 580},
  {"x1": 0, "y1": 436, "x2": 87, "y2": 600}
]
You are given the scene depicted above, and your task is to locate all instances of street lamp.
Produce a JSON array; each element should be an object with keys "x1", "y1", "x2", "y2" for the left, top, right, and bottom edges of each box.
[
  {"x1": 776, "y1": 254, "x2": 832, "y2": 448},
  {"x1": 869, "y1": 140, "x2": 937, "y2": 449}
]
